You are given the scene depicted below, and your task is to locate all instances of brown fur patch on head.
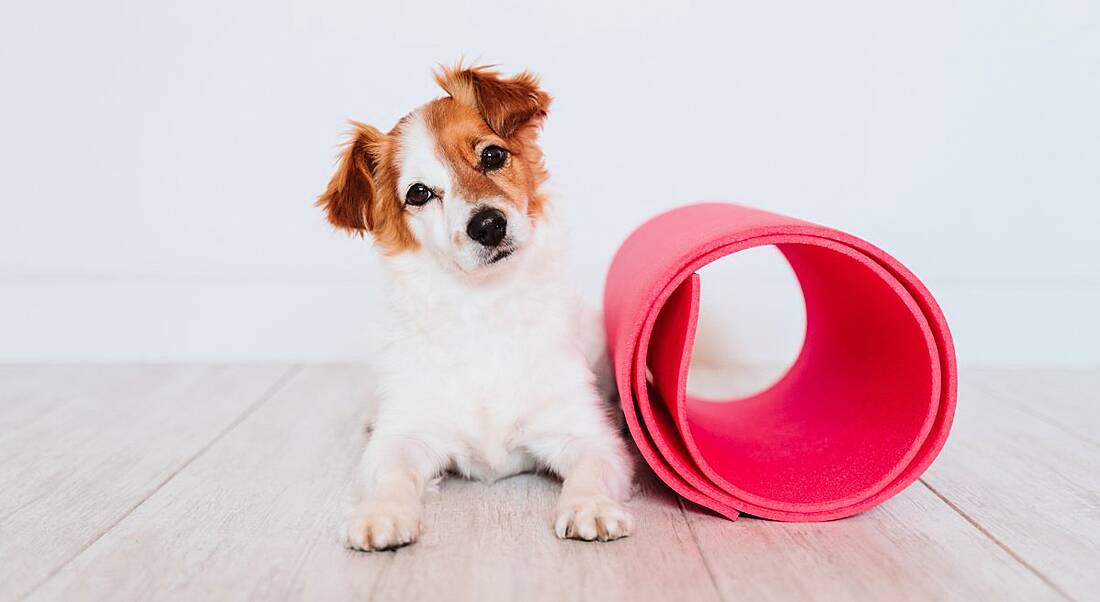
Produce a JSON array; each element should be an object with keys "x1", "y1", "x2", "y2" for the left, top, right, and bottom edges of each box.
[
  {"x1": 434, "y1": 64, "x2": 551, "y2": 138},
  {"x1": 316, "y1": 121, "x2": 417, "y2": 254},
  {"x1": 429, "y1": 64, "x2": 553, "y2": 217}
]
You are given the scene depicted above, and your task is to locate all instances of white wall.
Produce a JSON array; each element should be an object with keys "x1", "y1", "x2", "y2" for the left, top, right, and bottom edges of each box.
[{"x1": 1, "y1": 0, "x2": 1098, "y2": 365}]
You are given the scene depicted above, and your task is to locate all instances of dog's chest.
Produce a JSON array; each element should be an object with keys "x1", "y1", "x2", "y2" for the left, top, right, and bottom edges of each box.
[
  {"x1": 437, "y1": 320, "x2": 566, "y2": 482},
  {"x1": 382, "y1": 249, "x2": 583, "y2": 481},
  {"x1": 451, "y1": 403, "x2": 536, "y2": 482}
]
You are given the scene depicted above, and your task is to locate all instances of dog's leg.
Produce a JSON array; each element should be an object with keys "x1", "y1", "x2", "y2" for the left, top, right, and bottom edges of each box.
[
  {"x1": 342, "y1": 433, "x2": 446, "y2": 551},
  {"x1": 530, "y1": 428, "x2": 635, "y2": 542}
]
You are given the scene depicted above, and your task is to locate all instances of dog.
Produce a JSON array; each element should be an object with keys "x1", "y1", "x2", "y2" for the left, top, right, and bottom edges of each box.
[{"x1": 317, "y1": 64, "x2": 635, "y2": 550}]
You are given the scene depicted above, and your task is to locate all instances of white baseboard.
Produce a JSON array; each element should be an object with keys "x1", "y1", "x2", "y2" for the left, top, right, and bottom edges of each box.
[{"x1": 1, "y1": 277, "x2": 1097, "y2": 366}]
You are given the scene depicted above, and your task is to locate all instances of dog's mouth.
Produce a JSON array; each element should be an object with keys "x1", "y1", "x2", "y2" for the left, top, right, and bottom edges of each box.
[
  {"x1": 487, "y1": 247, "x2": 515, "y2": 265},
  {"x1": 457, "y1": 244, "x2": 518, "y2": 274}
]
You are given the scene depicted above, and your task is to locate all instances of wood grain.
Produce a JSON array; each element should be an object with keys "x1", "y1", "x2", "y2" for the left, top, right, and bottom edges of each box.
[
  {"x1": 27, "y1": 365, "x2": 389, "y2": 601},
  {"x1": 0, "y1": 365, "x2": 293, "y2": 600},
  {"x1": 5, "y1": 365, "x2": 1099, "y2": 601},
  {"x1": 371, "y1": 470, "x2": 721, "y2": 602},
  {"x1": 921, "y1": 375, "x2": 1100, "y2": 600},
  {"x1": 971, "y1": 368, "x2": 1100, "y2": 444},
  {"x1": 683, "y1": 483, "x2": 1060, "y2": 601}
]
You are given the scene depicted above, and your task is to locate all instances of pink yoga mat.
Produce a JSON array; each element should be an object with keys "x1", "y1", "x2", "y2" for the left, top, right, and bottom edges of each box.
[{"x1": 603, "y1": 203, "x2": 956, "y2": 521}]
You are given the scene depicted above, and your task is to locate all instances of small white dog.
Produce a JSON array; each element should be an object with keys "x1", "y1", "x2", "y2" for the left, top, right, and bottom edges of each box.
[{"x1": 318, "y1": 64, "x2": 635, "y2": 550}]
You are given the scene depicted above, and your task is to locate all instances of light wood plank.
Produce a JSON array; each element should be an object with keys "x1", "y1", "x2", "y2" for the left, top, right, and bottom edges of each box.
[
  {"x1": 0, "y1": 366, "x2": 95, "y2": 431},
  {"x1": 921, "y1": 376, "x2": 1100, "y2": 600},
  {"x1": 30, "y1": 365, "x2": 717, "y2": 602},
  {"x1": 16, "y1": 365, "x2": 1099, "y2": 601},
  {"x1": 371, "y1": 470, "x2": 720, "y2": 602},
  {"x1": 683, "y1": 482, "x2": 1060, "y2": 601},
  {"x1": 0, "y1": 365, "x2": 293, "y2": 601},
  {"x1": 970, "y1": 368, "x2": 1100, "y2": 445},
  {"x1": 28, "y1": 365, "x2": 390, "y2": 601}
]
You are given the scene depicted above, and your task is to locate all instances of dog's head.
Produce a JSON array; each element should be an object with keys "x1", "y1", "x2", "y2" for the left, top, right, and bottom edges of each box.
[{"x1": 318, "y1": 65, "x2": 552, "y2": 273}]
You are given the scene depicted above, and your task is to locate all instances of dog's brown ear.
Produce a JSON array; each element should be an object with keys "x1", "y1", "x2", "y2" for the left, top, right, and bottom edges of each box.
[
  {"x1": 435, "y1": 64, "x2": 552, "y2": 138},
  {"x1": 317, "y1": 121, "x2": 386, "y2": 235}
]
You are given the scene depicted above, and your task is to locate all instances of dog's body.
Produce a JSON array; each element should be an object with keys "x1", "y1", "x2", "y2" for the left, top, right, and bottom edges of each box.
[{"x1": 318, "y1": 65, "x2": 634, "y2": 550}]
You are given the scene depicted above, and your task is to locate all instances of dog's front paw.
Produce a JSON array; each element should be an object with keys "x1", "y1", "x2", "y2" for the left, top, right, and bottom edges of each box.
[
  {"x1": 342, "y1": 500, "x2": 422, "y2": 551},
  {"x1": 555, "y1": 494, "x2": 634, "y2": 542}
]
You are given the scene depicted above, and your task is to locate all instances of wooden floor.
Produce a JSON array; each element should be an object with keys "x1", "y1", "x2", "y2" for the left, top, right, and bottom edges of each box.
[{"x1": 1, "y1": 366, "x2": 1097, "y2": 601}]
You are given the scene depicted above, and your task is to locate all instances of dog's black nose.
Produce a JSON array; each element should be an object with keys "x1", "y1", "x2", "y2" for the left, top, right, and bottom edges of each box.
[{"x1": 466, "y1": 208, "x2": 507, "y2": 247}]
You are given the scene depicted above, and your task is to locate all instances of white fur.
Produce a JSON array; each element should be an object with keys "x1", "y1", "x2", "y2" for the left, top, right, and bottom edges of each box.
[{"x1": 342, "y1": 109, "x2": 634, "y2": 551}]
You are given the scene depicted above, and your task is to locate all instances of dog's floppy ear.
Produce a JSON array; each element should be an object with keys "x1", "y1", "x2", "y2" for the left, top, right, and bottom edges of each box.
[
  {"x1": 317, "y1": 121, "x2": 386, "y2": 235},
  {"x1": 435, "y1": 64, "x2": 552, "y2": 138}
]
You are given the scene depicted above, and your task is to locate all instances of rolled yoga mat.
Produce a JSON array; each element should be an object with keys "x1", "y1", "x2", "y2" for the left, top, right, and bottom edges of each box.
[{"x1": 603, "y1": 203, "x2": 956, "y2": 521}]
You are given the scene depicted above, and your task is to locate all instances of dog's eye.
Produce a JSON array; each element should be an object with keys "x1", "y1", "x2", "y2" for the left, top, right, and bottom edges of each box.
[
  {"x1": 405, "y1": 183, "x2": 434, "y2": 206},
  {"x1": 480, "y1": 145, "x2": 508, "y2": 171}
]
